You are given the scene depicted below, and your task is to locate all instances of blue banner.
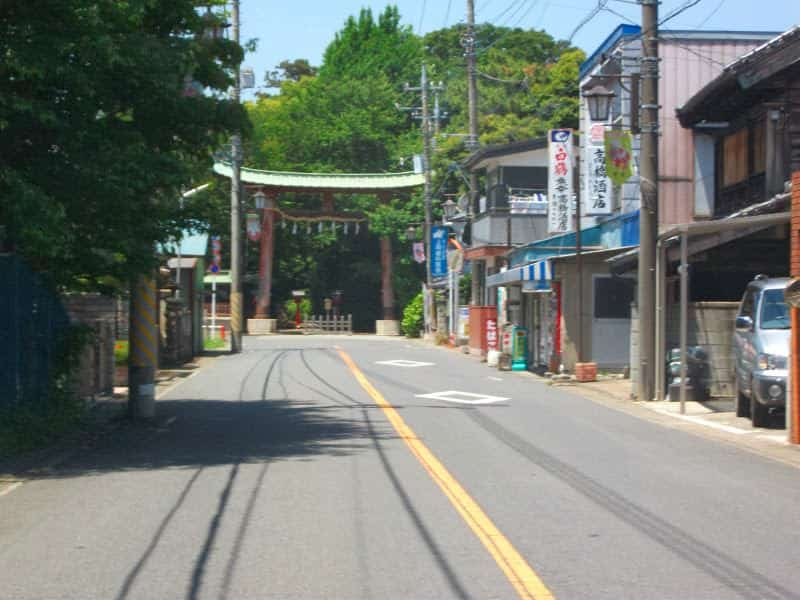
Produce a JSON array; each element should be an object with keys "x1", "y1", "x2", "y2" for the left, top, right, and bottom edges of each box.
[{"x1": 430, "y1": 226, "x2": 448, "y2": 278}]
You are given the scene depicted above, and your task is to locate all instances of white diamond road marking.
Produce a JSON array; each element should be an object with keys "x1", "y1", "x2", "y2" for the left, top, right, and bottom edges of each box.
[
  {"x1": 376, "y1": 359, "x2": 435, "y2": 368},
  {"x1": 415, "y1": 390, "x2": 510, "y2": 405}
]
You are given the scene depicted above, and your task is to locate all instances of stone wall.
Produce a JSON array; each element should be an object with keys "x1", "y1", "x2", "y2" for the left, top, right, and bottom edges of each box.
[
  {"x1": 631, "y1": 301, "x2": 738, "y2": 398},
  {"x1": 62, "y1": 294, "x2": 117, "y2": 400}
]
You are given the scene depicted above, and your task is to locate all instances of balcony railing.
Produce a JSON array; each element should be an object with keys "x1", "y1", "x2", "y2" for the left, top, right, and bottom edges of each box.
[
  {"x1": 482, "y1": 185, "x2": 548, "y2": 215},
  {"x1": 715, "y1": 173, "x2": 766, "y2": 217}
]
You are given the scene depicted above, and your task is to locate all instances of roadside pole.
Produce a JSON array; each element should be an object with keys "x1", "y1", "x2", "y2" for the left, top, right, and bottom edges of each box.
[
  {"x1": 128, "y1": 274, "x2": 157, "y2": 419},
  {"x1": 637, "y1": 0, "x2": 659, "y2": 401},
  {"x1": 229, "y1": 0, "x2": 243, "y2": 353}
]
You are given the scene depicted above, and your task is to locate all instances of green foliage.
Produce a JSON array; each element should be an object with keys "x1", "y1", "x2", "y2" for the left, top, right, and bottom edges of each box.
[
  {"x1": 0, "y1": 324, "x2": 93, "y2": 458},
  {"x1": 0, "y1": 1, "x2": 248, "y2": 288},
  {"x1": 284, "y1": 296, "x2": 312, "y2": 320},
  {"x1": 401, "y1": 292, "x2": 424, "y2": 337},
  {"x1": 114, "y1": 340, "x2": 129, "y2": 367}
]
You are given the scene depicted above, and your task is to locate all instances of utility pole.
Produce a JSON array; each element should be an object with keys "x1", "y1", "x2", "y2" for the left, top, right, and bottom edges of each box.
[
  {"x1": 405, "y1": 65, "x2": 440, "y2": 287},
  {"x1": 637, "y1": 0, "x2": 659, "y2": 401},
  {"x1": 422, "y1": 63, "x2": 434, "y2": 288},
  {"x1": 465, "y1": 0, "x2": 481, "y2": 305},
  {"x1": 229, "y1": 0, "x2": 243, "y2": 353}
]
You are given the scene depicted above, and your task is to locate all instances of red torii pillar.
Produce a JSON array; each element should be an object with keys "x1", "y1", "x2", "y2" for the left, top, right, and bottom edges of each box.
[{"x1": 254, "y1": 189, "x2": 277, "y2": 319}]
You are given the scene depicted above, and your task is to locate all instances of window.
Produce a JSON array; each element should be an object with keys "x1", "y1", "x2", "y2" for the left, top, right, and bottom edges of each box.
[
  {"x1": 739, "y1": 288, "x2": 756, "y2": 318},
  {"x1": 759, "y1": 289, "x2": 789, "y2": 330},
  {"x1": 594, "y1": 277, "x2": 634, "y2": 319},
  {"x1": 722, "y1": 128, "x2": 748, "y2": 187}
]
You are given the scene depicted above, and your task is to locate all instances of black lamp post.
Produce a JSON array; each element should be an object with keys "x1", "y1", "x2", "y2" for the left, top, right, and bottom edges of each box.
[{"x1": 584, "y1": 84, "x2": 616, "y2": 122}]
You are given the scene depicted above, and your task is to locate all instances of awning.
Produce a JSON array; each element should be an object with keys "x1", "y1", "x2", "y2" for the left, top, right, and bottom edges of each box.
[{"x1": 486, "y1": 260, "x2": 552, "y2": 288}]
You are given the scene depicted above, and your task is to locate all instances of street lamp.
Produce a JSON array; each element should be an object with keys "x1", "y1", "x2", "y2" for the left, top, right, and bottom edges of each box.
[
  {"x1": 253, "y1": 190, "x2": 265, "y2": 210},
  {"x1": 584, "y1": 84, "x2": 616, "y2": 122},
  {"x1": 442, "y1": 198, "x2": 458, "y2": 221},
  {"x1": 406, "y1": 225, "x2": 417, "y2": 241}
]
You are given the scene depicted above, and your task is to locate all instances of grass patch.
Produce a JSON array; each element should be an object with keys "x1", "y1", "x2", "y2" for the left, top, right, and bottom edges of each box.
[
  {"x1": 204, "y1": 337, "x2": 226, "y2": 350},
  {"x1": 0, "y1": 401, "x2": 86, "y2": 459}
]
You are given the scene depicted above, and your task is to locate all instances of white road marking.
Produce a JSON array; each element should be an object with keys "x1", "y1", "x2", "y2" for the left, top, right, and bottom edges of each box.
[
  {"x1": 416, "y1": 390, "x2": 510, "y2": 405},
  {"x1": 0, "y1": 481, "x2": 23, "y2": 498},
  {"x1": 488, "y1": 376, "x2": 503, "y2": 382},
  {"x1": 651, "y1": 408, "x2": 752, "y2": 435},
  {"x1": 376, "y1": 359, "x2": 435, "y2": 368}
]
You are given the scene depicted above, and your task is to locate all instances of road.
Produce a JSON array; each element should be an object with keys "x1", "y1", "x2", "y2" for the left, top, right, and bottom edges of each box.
[{"x1": 2, "y1": 335, "x2": 800, "y2": 600}]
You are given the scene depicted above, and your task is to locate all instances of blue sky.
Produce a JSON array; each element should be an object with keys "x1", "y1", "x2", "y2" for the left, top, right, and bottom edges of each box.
[{"x1": 238, "y1": 0, "x2": 799, "y2": 97}]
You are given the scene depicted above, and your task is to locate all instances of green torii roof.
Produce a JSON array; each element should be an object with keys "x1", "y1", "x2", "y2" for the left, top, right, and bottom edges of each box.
[{"x1": 213, "y1": 162, "x2": 424, "y2": 192}]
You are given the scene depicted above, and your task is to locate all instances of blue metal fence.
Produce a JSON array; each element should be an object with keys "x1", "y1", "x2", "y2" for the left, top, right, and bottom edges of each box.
[{"x1": 0, "y1": 255, "x2": 69, "y2": 409}]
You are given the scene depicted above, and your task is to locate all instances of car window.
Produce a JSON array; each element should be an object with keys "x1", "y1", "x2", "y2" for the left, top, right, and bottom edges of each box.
[
  {"x1": 739, "y1": 289, "x2": 756, "y2": 318},
  {"x1": 759, "y1": 289, "x2": 790, "y2": 329}
]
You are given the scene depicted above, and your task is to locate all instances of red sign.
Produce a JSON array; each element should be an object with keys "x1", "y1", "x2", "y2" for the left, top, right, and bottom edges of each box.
[{"x1": 486, "y1": 318, "x2": 498, "y2": 352}]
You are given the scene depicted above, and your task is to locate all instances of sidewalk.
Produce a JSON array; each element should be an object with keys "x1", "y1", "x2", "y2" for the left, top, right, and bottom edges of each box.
[
  {"x1": 427, "y1": 340, "x2": 800, "y2": 469},
  {"x1": 0, "y1": 354, "x2": 219, "y2": 490}
]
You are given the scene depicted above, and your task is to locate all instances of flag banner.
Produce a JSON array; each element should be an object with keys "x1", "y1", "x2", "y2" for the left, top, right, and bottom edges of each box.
[
  {"x1": 412, "y1": 242, "x2": 426, "y2": 263},
  {"x1": 605, "y1": 130, "x2": 634, "y2": 186},
  {"x1": 246, "y1": 212, "x2": 261, "y2": 242}
]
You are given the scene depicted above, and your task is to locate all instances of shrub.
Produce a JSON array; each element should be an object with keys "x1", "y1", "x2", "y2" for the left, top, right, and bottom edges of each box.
[{"x1": 401, "y1": 292, "x2": 424, "y2": 337}]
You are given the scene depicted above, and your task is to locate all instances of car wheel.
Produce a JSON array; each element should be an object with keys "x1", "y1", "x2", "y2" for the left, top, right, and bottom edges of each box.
[
  {"x1": 751, "y1": 394, "x2": 769, "y2": 428},
  {"x1": 734, "y1": 376, "x2": 750, "y2": 418}
]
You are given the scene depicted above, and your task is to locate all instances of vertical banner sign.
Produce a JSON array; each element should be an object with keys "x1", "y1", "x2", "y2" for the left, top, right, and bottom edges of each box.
[
  {"x1": 210, "y1": 235, "x2": 222, "y2": 274},
  {"x1": 430, "y1": 226, "x2": 448, "y2": 278},
  {"x1": 605, "y1": 130, "x2": 634, "y2": 186},
  {"x1": 585, "y1": 125, "x2": 612, "y2": 216},
  {"x1": 412, "y1": 242, "x2": 426, "y2": 263},
  {"x1": 548, "y1": 129, "x2": 574, "y2": 233},
  {"x1": 246, "y1": 212, "x2": 261, "y2": 242}
]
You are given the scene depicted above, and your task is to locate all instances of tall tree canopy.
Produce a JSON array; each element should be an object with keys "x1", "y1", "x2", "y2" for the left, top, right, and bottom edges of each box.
[{"x1": 0, "y1": 0, "x2": 247, "y2": 289}]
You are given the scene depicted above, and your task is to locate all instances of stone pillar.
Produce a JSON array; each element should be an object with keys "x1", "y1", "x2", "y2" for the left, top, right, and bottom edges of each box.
[{"x1": 380, "y1": 236, "x2": 395, "y2": 320}]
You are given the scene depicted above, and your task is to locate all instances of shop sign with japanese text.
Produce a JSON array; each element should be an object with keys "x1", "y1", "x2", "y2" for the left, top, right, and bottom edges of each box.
[
  {"x1": 547, "y1": 129, "x2": 574, "y2": 234},
  {"x1": 584, "y1": 126, "x2": 612, "y2": 216}
]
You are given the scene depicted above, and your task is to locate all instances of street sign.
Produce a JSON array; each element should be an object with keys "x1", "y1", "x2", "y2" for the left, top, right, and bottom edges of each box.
[
  {"x1": 431, "y1": 226, "x2": 448, "y2": 278},
  {"x1": 210, "y1": 264, "x2": 220, "y2": 274}
]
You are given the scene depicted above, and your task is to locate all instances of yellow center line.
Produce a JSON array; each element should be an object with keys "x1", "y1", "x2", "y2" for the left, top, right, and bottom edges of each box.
[{"x1": 336, "y1": 347, "x2": 555, "y2": 600}]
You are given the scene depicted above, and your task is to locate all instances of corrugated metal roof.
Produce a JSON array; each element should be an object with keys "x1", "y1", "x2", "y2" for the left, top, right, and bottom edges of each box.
[{"x1": 214, "y1": 163, "x2": 423, "y2": 190}]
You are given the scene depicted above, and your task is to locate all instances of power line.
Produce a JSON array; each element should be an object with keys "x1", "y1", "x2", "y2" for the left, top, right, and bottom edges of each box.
[
  {"x1": 660, "y1": 0, "x2": 703, "y2": 28},
  {"x1": 489, "y1": 0, "x2": 526, "y2": 25},
  {"x1": 696, "y1": 0, "x2": 726, "y2": 27},
  {"x1": 569, "y1": 1, "x2": 609, "y2": 43},
  {"x1": 418, "y1": 0, "x2": 427, "y2": 34}
]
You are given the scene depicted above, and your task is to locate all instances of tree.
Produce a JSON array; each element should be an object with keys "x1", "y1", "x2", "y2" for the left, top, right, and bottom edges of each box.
[
  {"x1": 0, "y1": 0, "x2": 247, "y2": 290},
  {"x1": 265, "y1": 58, "x2": 317, "y2": 90}
]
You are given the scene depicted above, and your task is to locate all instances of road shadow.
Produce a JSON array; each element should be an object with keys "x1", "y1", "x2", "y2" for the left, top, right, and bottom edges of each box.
[{"x1": 33, "y1": 397, "x2": 390, "y2": 479}]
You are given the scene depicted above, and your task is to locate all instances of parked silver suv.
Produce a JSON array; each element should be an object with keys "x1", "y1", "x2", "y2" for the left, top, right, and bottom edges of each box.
[{"x1": 733, "y1": 275, "x2": 790, "y2": 427}]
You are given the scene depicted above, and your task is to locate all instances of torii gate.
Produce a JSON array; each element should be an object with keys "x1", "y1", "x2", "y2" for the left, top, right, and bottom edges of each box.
[{"x1": 214, "y1": 163, "x2": 424, "y2": 334}]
